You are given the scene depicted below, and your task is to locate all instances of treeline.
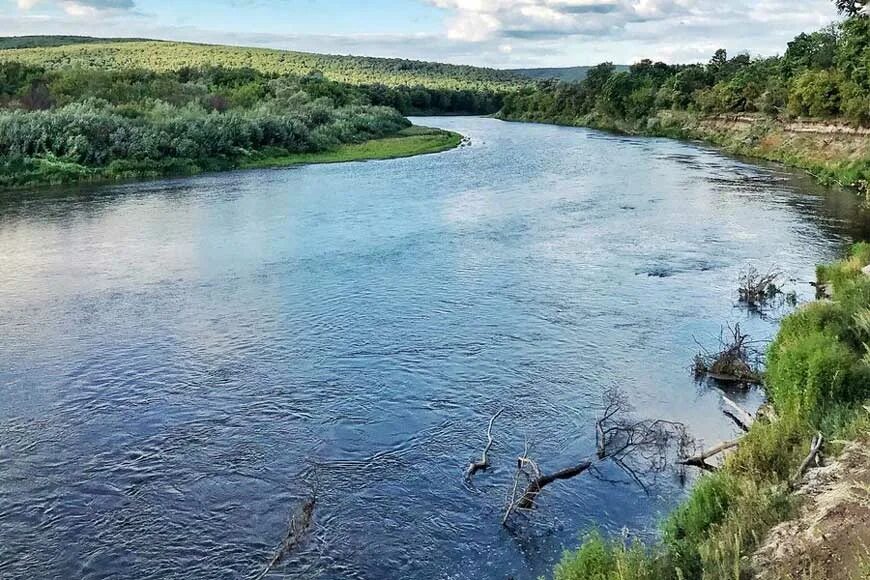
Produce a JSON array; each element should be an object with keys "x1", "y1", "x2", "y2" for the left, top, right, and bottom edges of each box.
[
  {"x1": 500, "y1": 17, "x2": 870, "y2": 125},
  {"x1": 0, "y1": 39, "x2": 529, "y2": 93},
  {"x1": 0, "y1": 63, "x2": 503, "y2": 116}
]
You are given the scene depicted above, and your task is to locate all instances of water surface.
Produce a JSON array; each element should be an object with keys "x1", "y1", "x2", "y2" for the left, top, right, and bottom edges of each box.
[{"x1": 1, "y1": 117, "x2": 868, "y2": 579}]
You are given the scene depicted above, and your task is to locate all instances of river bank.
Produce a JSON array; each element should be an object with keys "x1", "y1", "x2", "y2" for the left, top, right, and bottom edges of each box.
[
  {"x1": 0, "y1": 125, "x2": 462, "y2": 192},
  {"x1": 552, "y1": 244, "x2": 870, "y2": 580},
  {"x1": 498, "y1": 111, "x2": 870, "y2": 194}
]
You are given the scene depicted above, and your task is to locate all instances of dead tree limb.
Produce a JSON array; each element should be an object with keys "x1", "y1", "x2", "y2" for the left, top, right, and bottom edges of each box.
[
  {"x1": 465, "y1": 408, "x2": 505, "y2": 481},
  {"x1": 692, "y1": 324, "x2": 764, "y2": 385},
  {"x1": 679, "y1": 438, "x2": 742, "y2": 472},
  {"x1": 738, "y1": 266, "x2": 783, "y2": 309},
  {"x1": 502, "y1": 439, "x2": 531, "y2": 525},
  {"x1": 516, "y1": 461, "x2": 593, "y2": 509},
  {"x1": 502, "y1": 387, "x2": 690, "y2": 525},
  {"x1": 253, "y1": 490, "x2": 316, "y2": 580},
  {"x1": 722, "y1": 396, "x2": 754, "y2": 432},
  {"x1": 790, "y1": 432, "x2": 824, "y2": 488}
]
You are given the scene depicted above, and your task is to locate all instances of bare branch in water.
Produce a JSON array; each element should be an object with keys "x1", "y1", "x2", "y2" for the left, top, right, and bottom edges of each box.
[
  {"x1": 502, "y1": 387, "x2": 691, "y2": 525},
  {"x1": 466, "y1": 408, "x2": 505, "y2": 481}
]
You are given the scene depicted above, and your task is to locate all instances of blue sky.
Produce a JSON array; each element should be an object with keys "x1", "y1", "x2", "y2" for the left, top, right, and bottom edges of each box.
[{"x1": 1, "y1": 0, "x2": 840, "y2": 67}]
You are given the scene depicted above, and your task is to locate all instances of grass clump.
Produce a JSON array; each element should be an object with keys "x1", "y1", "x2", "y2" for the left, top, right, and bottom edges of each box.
[{"x1": 554, "y1": 532, "x2": 660, "y2": 580}]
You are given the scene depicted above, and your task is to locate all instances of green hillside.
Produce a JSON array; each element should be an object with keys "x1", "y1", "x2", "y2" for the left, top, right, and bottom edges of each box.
[
  {"x1": 0, "y1": 36, "x2": 148, "y2": 50},
  {"x1": 0, "y1": 38, "x2": 530, "y2": 92}
]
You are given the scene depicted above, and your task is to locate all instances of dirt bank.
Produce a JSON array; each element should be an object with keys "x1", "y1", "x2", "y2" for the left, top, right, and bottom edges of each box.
[{"x1": 752, "y1": 431, "x2": 870, "y2": 580}]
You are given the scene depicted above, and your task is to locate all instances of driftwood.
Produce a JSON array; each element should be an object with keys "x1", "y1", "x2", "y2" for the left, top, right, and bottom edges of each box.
[
  {"x1": 253, "y1": 490, "x2": 316, "y2": 580},
  {"x1": 790, "y1": 432, "x2": 824, "y2": 487},
  {"x1": 722, "y1": 395, "x2": 755, "y2": 432},
  {"x1": 516, "y1": 461, "x2": 593, "y2": 509},
  {"x1": 465, "y1": 408, "x2": 505, "y2": 481},
  {"x1": 738, "y1": 266, "x2": 783, "y2": 309},
  {"x1": 693, "y1": 324, "x2": 763, "y2": 385},
  {"x1": 679, "y1": 438, "x2": 742, "y2": 472},
  {"x1": 502, "y1": 388, "x2": 689, "y2": 525}
]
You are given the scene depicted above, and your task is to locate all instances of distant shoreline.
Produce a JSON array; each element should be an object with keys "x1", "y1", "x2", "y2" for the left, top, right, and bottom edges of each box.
[{"x1": 0, "y1": 126, "x2": 463, "y2": 193}]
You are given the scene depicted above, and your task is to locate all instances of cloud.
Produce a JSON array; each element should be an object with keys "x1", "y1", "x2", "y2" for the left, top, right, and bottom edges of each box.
[
  {"x1": 429, "y1": 0, "x2": 837, "y2": 47},
  {"x1": 15, "y1": 0, "x2": 135, "y2": 16}
]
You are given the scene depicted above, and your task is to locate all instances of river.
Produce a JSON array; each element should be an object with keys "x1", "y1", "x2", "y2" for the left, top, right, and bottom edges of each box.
[{"x1": 1, "y1": 117, "x2": 869, "y2": 580}]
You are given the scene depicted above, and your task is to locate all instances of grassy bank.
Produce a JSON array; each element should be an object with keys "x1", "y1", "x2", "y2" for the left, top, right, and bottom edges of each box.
[
  {"x1": 239, "y1": 126, "x2": 462, "y2": 169},
  {"x1": 552, "y1": 245, "x2": 870, "y2": 580},
  {"x1": 0, "y1": 126, "x2": 461, "y2": 191},
  {"x1": 498, "y1": 111, "x2": 870, "y2": 193}
]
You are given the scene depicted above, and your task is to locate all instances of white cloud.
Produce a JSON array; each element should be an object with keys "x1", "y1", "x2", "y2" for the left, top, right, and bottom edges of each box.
[
  {"x1": 14, "y1": 0, "x2": 134, "y2": 16},
  {"x1": 429, "y1": 0, "x2": 837, "y2": 51}
]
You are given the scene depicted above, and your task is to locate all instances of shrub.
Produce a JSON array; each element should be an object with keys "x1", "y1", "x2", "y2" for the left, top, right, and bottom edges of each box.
[
  {"x1": 554, "y1": 532, "x2": 660, "y2": 580},
  {"x1": 767, "y1": 327, "x2": 864, "y2": 419},
  {"x1": 661, "y1": 473, "x2": 741, "y2": 578}
]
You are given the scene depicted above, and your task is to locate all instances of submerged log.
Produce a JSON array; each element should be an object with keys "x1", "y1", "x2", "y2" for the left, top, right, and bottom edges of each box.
[
  {"x1": 516, "y1": 461, "x2": 593, "y2": 509},
  {"x1": 680, "y1": 437, "x2": 742, "y2": 472},
  {"x1": 722, "y1": 395, "x2": 755, "y2": 432}
]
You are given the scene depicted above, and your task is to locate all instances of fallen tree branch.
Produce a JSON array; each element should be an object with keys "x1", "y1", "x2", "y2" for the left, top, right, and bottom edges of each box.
[
  {"x1": 502, "y1": 387, "x2": 691, "y2": 526},
  {"x1": 790, "y1": 432, "x2": 824, "y2": 488},
  {"x1": 465, "y1": 408, "x2": 505, "y2": 481},
  {"x1": 679, "y1": 437, "x2": 742, "y2": 471},
  {"x1": 516, "y1": 461, "x2": 593, "y2": 509},
  {"x1": 253, "y1": 490, "x2": 316, "y2": 580},
  {"x1": 502, "y1": 439, "x2": 531, "y2": 525},
  {"x1": 722, "y1": 395, "x2": 754, "y2": 432}
]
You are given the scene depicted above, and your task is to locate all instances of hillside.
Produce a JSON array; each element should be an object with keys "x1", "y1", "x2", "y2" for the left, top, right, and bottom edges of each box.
[
  {"x1": 509, "y1": 65, "x2": 629, "y2": 82},
  {"x1": 0, "y1": 38, "x2": 530, "y2": 92},
  {"x1": 0, "y1": 36, "x2": 148, "y2": 50}
]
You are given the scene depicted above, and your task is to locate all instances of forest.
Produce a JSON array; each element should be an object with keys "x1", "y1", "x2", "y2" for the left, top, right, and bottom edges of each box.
[
  {"x1": 0, "y1": 39, "x2": 528, "y2": 93},
  {"x1": 500, "y1": 17, "x2": 870, "y2": 126}
]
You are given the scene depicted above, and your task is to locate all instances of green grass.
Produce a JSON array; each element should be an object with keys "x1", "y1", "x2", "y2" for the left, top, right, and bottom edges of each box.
[{"x1": 239, "y1": 126, "x2": 461, "y2": 169}]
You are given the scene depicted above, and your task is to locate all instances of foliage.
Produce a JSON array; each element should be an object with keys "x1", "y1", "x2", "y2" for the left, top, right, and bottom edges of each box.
[
  {"x1": 554, "y1": 532, "x2": 660, "y2": 580},
  {"x1": 0, "y1": 49, "x2": 499, "y2": 188},
  {"x1": 500, "y1": 17, "x2": 870, "y2": 126},
  {"x1": 0, "y1": 38, "x2": 529, "y2": 94}
]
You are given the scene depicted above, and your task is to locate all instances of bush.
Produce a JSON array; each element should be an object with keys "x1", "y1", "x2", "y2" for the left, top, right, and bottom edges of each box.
[
  {"x1": 767, "y1": 328, "x2": 863, "y2": 418},
  {"x1": 554, "y1": 532, "x2": 659, "y2": 580},
  {"x1": 661, "y1": 473, "x2": 741, "y2": 578}
]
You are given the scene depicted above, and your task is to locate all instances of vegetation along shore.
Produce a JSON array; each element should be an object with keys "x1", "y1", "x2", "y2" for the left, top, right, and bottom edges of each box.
[
  {"x1": 553, "y1": 243, "x2": 870, "y2": 580},
  {"x1": 0, "y1": 37, "x2": 534, "y2": 189},
  {"x1": 498, "y1": 10, "x2": 870, "y2": 192}
]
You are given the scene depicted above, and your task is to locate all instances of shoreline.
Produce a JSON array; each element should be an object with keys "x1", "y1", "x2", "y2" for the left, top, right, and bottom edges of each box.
[
  {"x1": 0, "y1": 126, "x2": 463, "y2": 193},
  {"x1": 551, "y1": 244, "x2": 870, "y2": 579},
  {"x1": 497, "y1": 112, "x2": 869, "y2": 193}
]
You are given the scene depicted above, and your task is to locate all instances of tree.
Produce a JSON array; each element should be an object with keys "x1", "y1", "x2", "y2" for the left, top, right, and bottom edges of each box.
[{"x1": 835, "y1": 0, "x2": 867, "y2": 17}]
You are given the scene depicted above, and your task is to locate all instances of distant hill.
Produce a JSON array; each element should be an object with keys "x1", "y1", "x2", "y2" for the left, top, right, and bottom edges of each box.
[
  {"x1": 509, "y1": 65, "x2": 630, "y2": 83},
  {"x1": 0, "y1": 36, "x2": 149, "y2": 50},
  {"x1": 0, "y1": 37, "x2": 531, "y2": 92}
]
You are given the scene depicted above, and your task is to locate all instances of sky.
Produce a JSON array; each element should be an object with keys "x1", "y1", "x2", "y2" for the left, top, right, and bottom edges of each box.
[{"x1": 0, "y1": 0, "x2": 841, "y2": 68}]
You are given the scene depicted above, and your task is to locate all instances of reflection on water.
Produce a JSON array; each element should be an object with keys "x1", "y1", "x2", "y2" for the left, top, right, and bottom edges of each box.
[{"x1": 0, "y1": 117, "x2": 867, "y2": 580}]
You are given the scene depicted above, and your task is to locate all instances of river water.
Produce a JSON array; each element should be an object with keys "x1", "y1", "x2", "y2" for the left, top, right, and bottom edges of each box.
[{"x1": 1, "y1": 117, "x2": 868, "y2": 580}]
